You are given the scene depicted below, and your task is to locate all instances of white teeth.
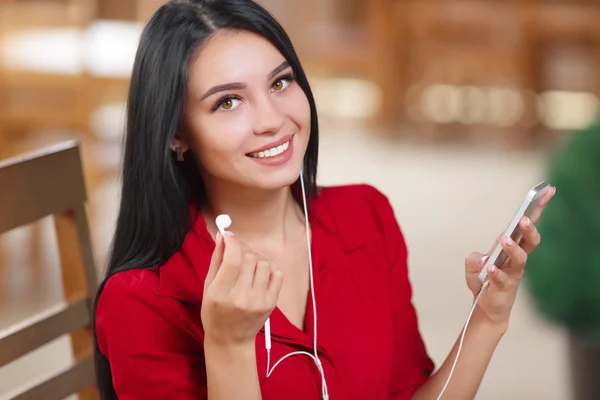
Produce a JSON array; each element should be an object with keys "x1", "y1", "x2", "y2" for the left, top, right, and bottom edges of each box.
[{"x1": 249, "y1": 140, "x2": 291, "y2": 159}]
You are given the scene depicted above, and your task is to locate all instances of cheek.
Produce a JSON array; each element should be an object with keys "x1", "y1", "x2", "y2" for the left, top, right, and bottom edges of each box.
[
  {"x1": 287, "y1": 90, "x2": 311, "y2": 130},
  {"x1": 280, "y1": 89, "x2": 311, "y2": 148},
  {"x1": 186, "y1": 109, "x2": 251, "y2": 174}
]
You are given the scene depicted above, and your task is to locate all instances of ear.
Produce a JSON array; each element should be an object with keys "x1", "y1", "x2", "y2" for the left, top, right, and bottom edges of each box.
[{"x1": 170, "y1": 135, "x2": 190, "y2": 153}]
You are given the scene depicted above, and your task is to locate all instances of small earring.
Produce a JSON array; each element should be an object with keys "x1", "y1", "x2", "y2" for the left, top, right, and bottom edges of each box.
[{"x1": 176, "y1": 147, "x2": 184, "y2": 162}]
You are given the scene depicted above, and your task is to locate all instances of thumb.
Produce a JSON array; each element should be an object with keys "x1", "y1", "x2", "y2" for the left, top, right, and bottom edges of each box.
[
  {"x1": 205, "y1": 232, "x2": 225, "y2": 288},
  {"x1": 465, "y1": 252, "x2": 487, "y2": 275},
  {"x1": 465, "y1": 252, "x2": 489, "y2": 293}
]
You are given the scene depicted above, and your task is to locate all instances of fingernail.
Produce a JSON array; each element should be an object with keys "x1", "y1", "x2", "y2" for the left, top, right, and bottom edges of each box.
[
  {"x1": 224, "y1": 231, "x2": 234, "y2": 237},
  {"x1": 506, "y1": 237, "x2": 514, "y2": 246},
  {"x1": 525, "y1": 217, "x2": 531, "y2": 228},
  {"x1": 479, "y1": 255, "x2": 488, "y2": 266},
  {"x1": 216, "y1": 232, "x2": 221, "y2": 242},
  {"x1": 489, "y1": 265, "x2": 497, "y2": 274},
  {"x1": 552, "y1": 187, "x2": 557, "y2": 196}
]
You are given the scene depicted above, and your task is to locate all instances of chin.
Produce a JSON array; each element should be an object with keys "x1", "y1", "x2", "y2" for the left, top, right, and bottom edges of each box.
[
  {"x1": 243, "y1": 154, "x2": 304, "y2": 191},
  {"x1": 251, "y1": 166, "x2": 302, "y2": 191}
]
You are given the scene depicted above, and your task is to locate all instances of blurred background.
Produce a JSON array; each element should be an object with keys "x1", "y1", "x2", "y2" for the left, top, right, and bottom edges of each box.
[{"x1": 1, "y1": 0, "x2": 599, "y2": 399}]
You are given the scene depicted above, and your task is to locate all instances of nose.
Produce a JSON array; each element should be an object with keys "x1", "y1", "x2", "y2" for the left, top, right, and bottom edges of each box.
[{"x1": 252, "y1": 94, "x2": 285, "y2": 136}]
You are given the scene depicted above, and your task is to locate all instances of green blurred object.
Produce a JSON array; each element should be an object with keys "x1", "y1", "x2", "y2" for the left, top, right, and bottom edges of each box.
[
  {"x1": 525, "y1": 118, "x2": 600, "y2": 343},
  {"x1": 524, "y1": 117, "x2": 600, "y2": 399}
]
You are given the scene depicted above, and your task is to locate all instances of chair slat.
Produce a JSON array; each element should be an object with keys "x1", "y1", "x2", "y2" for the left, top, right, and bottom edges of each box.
[
  {"x1": 0, "y1": 141, "x2": 87, "y2": 234},
  {"x1": 2, "y1": 355, "x2": 96, "y2": 400},
  {"x1": 54, "y1": 206, "x2": 99, "y2": 306},
  {"x1": 0, "y1": 299, "x2": 90, "y2": 367}
]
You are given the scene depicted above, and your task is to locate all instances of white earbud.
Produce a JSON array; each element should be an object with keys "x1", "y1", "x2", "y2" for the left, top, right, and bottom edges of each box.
[
  {"x1": 264, "y1": 167, "x2": 329, "y2": 400},
  {"x1": 213, "y1": 170, "x2": 329, "y2": 399},
  {"x1": 215, "y1": 214, "x2": 232, "y2": 236}
]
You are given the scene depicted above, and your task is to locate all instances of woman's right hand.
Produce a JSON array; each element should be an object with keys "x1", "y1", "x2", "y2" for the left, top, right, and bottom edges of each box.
[{"x1": 201, "y1": 232, "x2": 284, "y2": 347}]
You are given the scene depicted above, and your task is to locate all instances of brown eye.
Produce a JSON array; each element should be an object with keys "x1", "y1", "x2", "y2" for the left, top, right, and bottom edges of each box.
[
  {"x1": 272, "y1": 79, "x2": 285, "y2": 91},
  {"x1": 214, "y1": 96, "x2": 240, "y2": 111},
  {"x1": 221, "y1": 98, "x2": 233, "y2": 109}
]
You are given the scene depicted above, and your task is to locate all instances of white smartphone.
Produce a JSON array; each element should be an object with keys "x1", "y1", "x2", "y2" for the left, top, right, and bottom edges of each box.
[{"x1": 477, "y1": 181, "x2": 551, "y2": 284}]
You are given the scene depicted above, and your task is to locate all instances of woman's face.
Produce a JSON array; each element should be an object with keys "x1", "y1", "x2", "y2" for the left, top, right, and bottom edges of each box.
[{"x1": 180, "y1": 30, "x2": 311, "y2": 192}]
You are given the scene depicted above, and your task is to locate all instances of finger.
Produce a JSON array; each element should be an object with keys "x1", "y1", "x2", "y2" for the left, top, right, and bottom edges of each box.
[
  {"x1": 541, "y1": 185, "x2": 556, "y2": 207},
  {"x1": 486, "y1": 264, "x2": 510, "y2": 291},
  {"x1": 205, "y1": 232, "x2": 225, "y2": 287},
  {"x1": 529, "y1": 186, "x2": 556, "y2": 224},
  {"x1": 235, "y1": 248, "x2": 258, "y2": 291},
  {"x1": 480, "y1": 255, "x2": 489, "y2": 269},
  {"x1": 252, "y1": 260, "x2": 273, "y2": 294},
  {"x1": 519, "y1": 216, "x2": 541, "y2": 254},
  {"x1": 266, "y1": 267, "x2": 284, "y2": 306},
  {"x1": 465, "y1": 251, "x2": 487, "y2": 275},
  {"x1": 500, "y1": 235, "x2": 528, "y2": 277},
  {"x1": 214, "y1": 232, "x2": 242, "y2": 287}
]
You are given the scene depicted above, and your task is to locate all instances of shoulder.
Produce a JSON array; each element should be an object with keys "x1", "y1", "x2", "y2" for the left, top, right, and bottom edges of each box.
[
  {"x1": 98, "y1": 267, "x2": 160, "y2": 308},
  {"x1": 95, "y1": 268, "x2": 168, "y2": 335},
  {"x1": 316, "y1": 183, "x2": 394, "y2": 220},
  {"x1": 95, "y1": 268, "x2": 195, "y2": 355},
  {"x1": 94, "y1": 270, "x2": 206, "y2": 397},
  {"x1": 314, "y1": 183, "x2": 405, "y2": 251},
  {"x1": 317, "y1": 183, "x2": 389, "y2": 202}
]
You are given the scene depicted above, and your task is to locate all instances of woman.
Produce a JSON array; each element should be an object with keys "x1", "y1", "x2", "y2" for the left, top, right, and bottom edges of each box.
[{"x1": 93, "y1": 0, "x2": 555, "y2": 399}]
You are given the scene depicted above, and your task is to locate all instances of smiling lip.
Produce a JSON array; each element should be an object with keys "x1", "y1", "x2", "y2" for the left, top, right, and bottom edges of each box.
[
  {"x1": 247, "y1": 134, "x2": 294, "y2": 155},
  {"x1": 246, "y1": 135, "x2": 294, "y2": 167}
]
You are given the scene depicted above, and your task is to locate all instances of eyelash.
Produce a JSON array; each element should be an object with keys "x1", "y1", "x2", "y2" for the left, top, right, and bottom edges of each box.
[
  {"x1": 211, "y1": 73, "x2": 297, "y2": 112},
  {"x1": 211, "y1": 95, "x2": 242, "y2": 112},
  {"x1": 273, "y1": 74, "x2": 296, "y2": 90}
]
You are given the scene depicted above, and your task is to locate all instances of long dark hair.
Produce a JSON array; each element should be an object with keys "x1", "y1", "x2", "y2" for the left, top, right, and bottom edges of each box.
[{"x1": 93, "y1": 0, "x2": 319, "y2": 397}]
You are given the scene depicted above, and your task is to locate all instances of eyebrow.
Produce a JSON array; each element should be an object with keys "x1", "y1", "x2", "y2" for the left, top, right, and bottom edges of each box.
[
  {"x1": 267, "y1": 60, "x2": 291, "y2": 80},
  {"x1": 200, "y1": 61, "x2": 291, "y2": 101}
]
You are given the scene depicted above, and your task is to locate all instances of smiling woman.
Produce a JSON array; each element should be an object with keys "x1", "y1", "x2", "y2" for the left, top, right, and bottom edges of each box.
[
  {"x1": 178, "y1": 31, "x2": 311, "y2": 192},
  {"x1": 92, "y1": 1, "x2": 555, "y2": 400}
]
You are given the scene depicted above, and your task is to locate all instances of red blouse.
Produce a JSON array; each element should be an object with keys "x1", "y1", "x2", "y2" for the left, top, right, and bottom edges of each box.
[{"x1": 95, "y1": 184, "x2": 434, "y2": 399}]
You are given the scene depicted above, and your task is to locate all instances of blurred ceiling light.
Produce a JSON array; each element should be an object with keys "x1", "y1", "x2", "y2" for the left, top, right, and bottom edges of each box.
[
  {"x1": 419, "y1": 84, "x2": 460, "y2": 124},
  {"x1": 405, "y1": 84, "x2": 426, "y2": 123},
  {"x1": 416, "y1": 84, "x2": 526, "y2": 127},
  {"x1": 458, "y1": 85, "x2": 487, "y2": 125},
  {"x1": 538, "y1": 91, "x2": 599, "y2": 131},
  {"x1": 310, "y1": 77, "x2": 380, "y2": 119},
  {"x1": 487, "y1": 87, "x2": 524, "y2": 127}
]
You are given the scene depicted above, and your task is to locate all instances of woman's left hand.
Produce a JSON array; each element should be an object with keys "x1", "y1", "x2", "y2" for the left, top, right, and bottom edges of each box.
[{"x1": 465, "y1": 185, "x2": 556, "y2": 328}]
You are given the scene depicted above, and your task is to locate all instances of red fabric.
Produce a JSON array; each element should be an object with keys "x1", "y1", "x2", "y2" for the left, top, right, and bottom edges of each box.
[{"x1": 95, "y1": 184, "x2": 434, "y2": 399}]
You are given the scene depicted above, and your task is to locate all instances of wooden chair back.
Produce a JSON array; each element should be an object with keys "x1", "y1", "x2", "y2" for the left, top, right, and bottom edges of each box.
[{"x1": 0, "y1": 141, "x2": 99, "y2": 400}]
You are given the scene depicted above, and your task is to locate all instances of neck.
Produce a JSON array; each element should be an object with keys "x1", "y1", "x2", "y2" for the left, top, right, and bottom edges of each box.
[{"x1": 202, "y1": 181, "x2": 305, "y2": 249}]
